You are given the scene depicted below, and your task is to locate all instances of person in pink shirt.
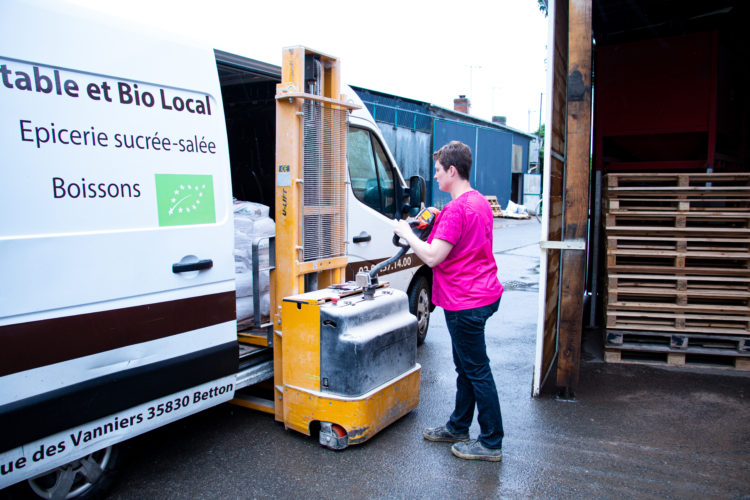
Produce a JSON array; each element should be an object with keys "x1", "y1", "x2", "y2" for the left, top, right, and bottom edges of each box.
[{"x1": 394, "y1": 140, "x2": 504, "y2": 462}]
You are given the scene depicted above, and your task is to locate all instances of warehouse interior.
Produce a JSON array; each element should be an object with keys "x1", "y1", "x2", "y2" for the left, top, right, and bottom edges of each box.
[{"x1": 539, "y1": 0, "x2": 749, "y2": 394}]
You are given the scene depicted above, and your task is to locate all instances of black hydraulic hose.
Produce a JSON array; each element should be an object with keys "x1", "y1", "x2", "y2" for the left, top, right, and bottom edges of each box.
[{"x1": 369, "y1": 244, "x2": 408, "y2": 279}]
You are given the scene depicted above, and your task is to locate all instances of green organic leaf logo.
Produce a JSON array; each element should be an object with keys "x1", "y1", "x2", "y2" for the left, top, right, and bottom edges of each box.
[{"x1": 155, "y1": 174, "x2": 216, "y2": 226}]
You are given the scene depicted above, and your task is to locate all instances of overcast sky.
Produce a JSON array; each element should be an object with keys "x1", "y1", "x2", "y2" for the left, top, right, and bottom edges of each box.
[{"x1": 70, "y1": 0, "x2": 549, "y2": 132}]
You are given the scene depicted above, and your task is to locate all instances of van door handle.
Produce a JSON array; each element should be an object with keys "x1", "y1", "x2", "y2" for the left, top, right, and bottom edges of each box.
[
  {"x1": 172, "y1": 259, "x2": 213, "y2": 273},
  {"x1": 353, "y1": 232, "x2": 371, "y2": 244}
]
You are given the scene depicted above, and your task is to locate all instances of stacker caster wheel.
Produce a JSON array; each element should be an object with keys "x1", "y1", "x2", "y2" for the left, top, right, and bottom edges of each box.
[{"x1": 319, "y1": 422, "x2": 348, "y2": 450}]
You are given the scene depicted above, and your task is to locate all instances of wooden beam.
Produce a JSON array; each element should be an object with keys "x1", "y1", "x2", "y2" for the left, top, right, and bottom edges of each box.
[
  {"x1": 556, "y1": 0, "x2": 592, "y2": 390},
  {"x1": 535, "y1": 0, "x2": 568, "y2": 395}
]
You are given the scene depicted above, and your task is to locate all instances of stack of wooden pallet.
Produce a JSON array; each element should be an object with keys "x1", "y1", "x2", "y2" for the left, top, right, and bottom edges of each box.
[
  {"x1": 603, "y1": 172, "x2": 750, "y2": 370},
  {"x1": 485, "y1": 196, "x2": 504, "y2": 218}
]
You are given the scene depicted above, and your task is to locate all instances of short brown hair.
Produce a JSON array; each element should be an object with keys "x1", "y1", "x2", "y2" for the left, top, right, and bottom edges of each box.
[{"x1": 433, "y1": 141, "x2": 472, "y2": 180}]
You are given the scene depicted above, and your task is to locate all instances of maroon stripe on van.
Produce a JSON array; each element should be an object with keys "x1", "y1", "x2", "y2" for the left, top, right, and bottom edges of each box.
[{"x1": 0, "y1": 291, "x2": 236, "y2": 377}]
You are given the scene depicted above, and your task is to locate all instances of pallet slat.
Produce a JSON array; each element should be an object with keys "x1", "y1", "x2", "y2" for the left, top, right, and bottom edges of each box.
[{"x1": 607, "y1": 197, "x2": 750, "y2": 213}]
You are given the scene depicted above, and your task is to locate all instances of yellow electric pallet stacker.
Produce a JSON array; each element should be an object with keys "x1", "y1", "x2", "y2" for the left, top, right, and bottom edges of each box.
[{"x1": 232, "y1": 47, "x2": 422, "y2": 449}]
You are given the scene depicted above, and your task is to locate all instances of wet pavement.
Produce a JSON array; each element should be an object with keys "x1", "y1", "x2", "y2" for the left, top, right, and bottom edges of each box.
[{"x1": 42, "y1": 218, "x2": 750, "y2": 498}]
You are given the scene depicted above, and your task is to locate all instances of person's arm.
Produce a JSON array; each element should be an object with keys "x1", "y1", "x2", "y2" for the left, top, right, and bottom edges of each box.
[{"x1": 393, "y1": 220, "x2": 454, "y2": 268}]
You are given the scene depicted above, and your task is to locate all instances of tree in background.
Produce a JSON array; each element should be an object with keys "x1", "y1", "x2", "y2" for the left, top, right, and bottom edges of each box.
[
  {"x1": 537, "y1": 0, "x2": 549, "y2": 16},
  {"x1": 534, "y1": 123, "x2": 545, "y2": 172}
]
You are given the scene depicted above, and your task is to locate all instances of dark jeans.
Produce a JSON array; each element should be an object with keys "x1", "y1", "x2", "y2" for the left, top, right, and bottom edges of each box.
[{"x1": 444, "y1": 298, "x2": 503, "y2": 449}]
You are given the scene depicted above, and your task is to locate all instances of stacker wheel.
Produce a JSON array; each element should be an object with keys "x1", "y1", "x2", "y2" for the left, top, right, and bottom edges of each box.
[{"x1": 318, "y1": 422, "x2": 348, "y2": 450}]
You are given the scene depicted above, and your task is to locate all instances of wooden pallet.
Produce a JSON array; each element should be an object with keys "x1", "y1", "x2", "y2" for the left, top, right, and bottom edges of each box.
[
  {"x1": 605, "y1": 273, "x2": 750, "y2": 334},
  {"x1": 605, "y1": 307, "x2": 749, "y2": 334},
  {"x1": 604, "y1": 327, "x2": 750, "y2": 370},
  {"x1": 607, "y1": 286, "x2": 750, "y2": 310},
  {"x1": 606, "y1": 172, "x2": 750, "y2": 191},
  {"x1": 606, "y1": 272, "x2": 750, "y2": 289},
  {"x1": 485, "y1": 195, "x2": 504, "y2": 217},
  {"x1": 604, "y1": 348, "x2": 750, "y2": 371},
  {"x1": 607, "y1": 234, "x2": 750, "y2": 253},
  {"x1": 606, "y1": 173, "x2": 750, "y2": 216},
  {"x1": 605, "y1": 196, "x2": 750, "y2": 213},
  {"x1": 608, "y1": 262, "x2": 750, "y2": 277},
  {"x1": 605, "y1": 330, "x2": 750, "y2": 352},
  {"x1": 605, "y1": 325, "x2": 750, "y2": 371},
  {"x1": 606, "y1": 250, "x2": 750, "y2": 275},
  {"x1": 606, "y1": 213, "x2": 750, "y2": 235}
]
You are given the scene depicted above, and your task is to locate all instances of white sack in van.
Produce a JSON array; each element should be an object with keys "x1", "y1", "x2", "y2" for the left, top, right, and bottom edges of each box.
[
  {"x1": 236, "y1": 296, "x2": 253, "y2": 322},
  {"x1": 251, "y1": 217, "x2": 276, "y2": 237},
  {"x1": 234, "y1": 249, "x2": 251, "y2": 274},
  {"x1": 233, "y1": 201, "x2": 274, "y2": 314},
  {"x1": 234, "y1": 225, "x2": 274, "y2": 269},
  {"x1": 235, "y1": 269, "x2": 270, "y2": 298},
  {"x1": 234, "y1": 230, "x2": 252, "y2": 252},
  {"x1": 235, "y1": 217, "x2": 275, "y2": 239},
  {"x1": 233, "y1": 200, "x2": 274, "y2": 273},
  {"x1": 233, "y1": 199, "x2": 269, "y2": 219},
  {"x1": 235, "y1": 271, "x2": 254, "y2": 298},
  {"x1": 234, "y1": 215, "x2": 255, "y2": 235},
  {"x1": 236, "y1": 293, "x2": 271, "y2": 322}
]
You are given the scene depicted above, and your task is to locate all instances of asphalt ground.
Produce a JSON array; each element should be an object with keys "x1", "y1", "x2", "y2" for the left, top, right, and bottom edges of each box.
[
  {"x1": 7, "y1": 217, "x2": 749, "y2": 499},
  {"x1": 110, "y1": 217, "x2": 750, "y2": 498}
]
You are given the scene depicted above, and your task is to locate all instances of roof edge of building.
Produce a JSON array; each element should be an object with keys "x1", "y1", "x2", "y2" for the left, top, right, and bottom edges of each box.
[{"x1": 350, "y1": 85, "x2": 536, "y2": 139}]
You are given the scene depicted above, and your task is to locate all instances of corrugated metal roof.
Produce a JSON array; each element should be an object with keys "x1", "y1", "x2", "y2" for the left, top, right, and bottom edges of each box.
[
  {"x1": 351, "y1": 85, "x2": 536, "y2": 139},
  {"x1": 427, "y1": 104, "x2": 536, "y2": 139}
]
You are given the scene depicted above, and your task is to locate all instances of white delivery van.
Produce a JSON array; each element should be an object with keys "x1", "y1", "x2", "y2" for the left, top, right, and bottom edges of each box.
[{"x1": 0, "y1": 1, "x2": 431, "y2": 496}]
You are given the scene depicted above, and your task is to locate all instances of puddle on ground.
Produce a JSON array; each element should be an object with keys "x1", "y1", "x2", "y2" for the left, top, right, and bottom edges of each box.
[{"x1": 503, "y1": 280, "x2": 539, "y2": 292}]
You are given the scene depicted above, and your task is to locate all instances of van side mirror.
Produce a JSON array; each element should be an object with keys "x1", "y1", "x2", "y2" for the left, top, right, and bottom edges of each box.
[{"x1": 406, "y1": 175, "x2": 426, "y2": 217}]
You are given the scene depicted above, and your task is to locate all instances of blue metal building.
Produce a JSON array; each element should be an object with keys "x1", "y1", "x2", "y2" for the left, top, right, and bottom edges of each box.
[{"x1": 352, "y1": 86, "x2": 536, "y2": 210}]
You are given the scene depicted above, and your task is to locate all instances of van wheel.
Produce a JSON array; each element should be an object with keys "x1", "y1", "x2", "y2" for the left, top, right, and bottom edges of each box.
[
  {"x1": 409, "y1": 275, "x2": 430, "y2": 346},
  {"x1": 27, "y1": 445, "x2": 119, "y2": 499}
]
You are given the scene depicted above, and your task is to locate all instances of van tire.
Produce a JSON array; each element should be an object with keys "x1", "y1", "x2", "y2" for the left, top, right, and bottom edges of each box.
[
  {"x1": 26, "y1": 445, "x2": 120, "y2": 499},
  {"x1": 409, "y1": 275, "x2": 431, "y2": 346}
]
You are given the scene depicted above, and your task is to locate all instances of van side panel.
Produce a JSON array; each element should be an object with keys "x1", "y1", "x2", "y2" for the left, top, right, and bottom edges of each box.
[{"x1": 0, "y1": 2, "x2": 236, "y2": 487}]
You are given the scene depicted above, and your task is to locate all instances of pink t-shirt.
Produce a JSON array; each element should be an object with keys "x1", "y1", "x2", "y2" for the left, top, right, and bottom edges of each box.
[{"x1": 428, "y1": 190, "x2": 503, "y2": 311}]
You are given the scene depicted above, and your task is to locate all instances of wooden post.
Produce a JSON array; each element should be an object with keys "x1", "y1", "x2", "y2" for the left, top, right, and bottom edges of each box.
[
  {"x1": 533, "y1": 0, "x2": 568, "y2": 395},
  {"x1": 556, "y1": 0, "x2": 593, "y2": 391}
]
